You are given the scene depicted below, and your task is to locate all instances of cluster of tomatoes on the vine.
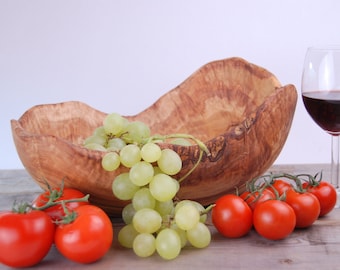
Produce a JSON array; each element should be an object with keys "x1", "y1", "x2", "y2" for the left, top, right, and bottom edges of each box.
[
  {"x1": 212, "y1": 172, "x2": 337, "y2": 240},
  {"x1": 0, "y1": 184, "x2": 113, "y2": 268}
]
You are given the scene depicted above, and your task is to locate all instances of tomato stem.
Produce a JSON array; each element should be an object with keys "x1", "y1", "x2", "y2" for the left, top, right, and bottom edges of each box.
[
  {"x1": 252, "y1": 171, "x2": 326, "y2": 194},
  {"x1": 296, "y1": 172, "x2": 323, "y2": 187},
  {"x1": 32, "y1": 194, "x2": 90, "y2": 211},
  {"x1": 11, "y1": 201, "x2": 31, "y2": 214},
  {"x1": 54, "y1": 200, "x2": 79, "y2": 225}
]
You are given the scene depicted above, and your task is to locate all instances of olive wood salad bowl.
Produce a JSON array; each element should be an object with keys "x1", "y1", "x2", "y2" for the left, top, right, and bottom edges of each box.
[{"x1": 11, "y1": 57, "x2": 297, "y2": 217}]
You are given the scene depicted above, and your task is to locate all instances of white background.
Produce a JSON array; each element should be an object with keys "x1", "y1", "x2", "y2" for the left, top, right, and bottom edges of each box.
[{"x1": 1, "y1": 0, "x2": 340, "y2": 169}]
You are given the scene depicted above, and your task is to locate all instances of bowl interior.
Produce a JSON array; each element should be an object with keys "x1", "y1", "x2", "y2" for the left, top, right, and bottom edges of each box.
[{"x1": 17, "y1": 58, "x2": 281, "y2": 145}]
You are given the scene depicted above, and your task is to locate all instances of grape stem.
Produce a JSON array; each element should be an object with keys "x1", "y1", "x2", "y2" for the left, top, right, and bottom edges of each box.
[
  {"x1": 147, "y1": 133, "x2": 210, "y2": 183},
  {"x1": 203, "y1": 204, "x2": 215, "y2": 214},
  {"x1": 178, "y1": 148, "x2": 203, "y2": 183},
  {"x1": 147, "y1": 133, "x2": 211, "y2": 157}
]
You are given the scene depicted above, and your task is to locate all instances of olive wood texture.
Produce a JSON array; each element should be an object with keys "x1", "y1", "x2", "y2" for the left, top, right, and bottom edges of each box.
[{"x1": 11, "y1": 57, "x2": 297, "y2": 216}]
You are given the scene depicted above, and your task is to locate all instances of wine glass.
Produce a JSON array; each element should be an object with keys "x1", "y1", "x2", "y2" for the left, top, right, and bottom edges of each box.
[{"x1": 301, "y1": 46, "x2": 340, "y2": 206}]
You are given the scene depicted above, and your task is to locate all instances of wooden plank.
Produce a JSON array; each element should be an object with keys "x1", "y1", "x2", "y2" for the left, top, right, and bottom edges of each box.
[
  {"x1": 1, "y1": 165, "x2": 339, "y2": 269},
  {"x1": 5, "y1": 210, "x2": 337, "y2": 270},
  {"x1": 0, "y1": 169, "x2": 43, "y2": 211}
]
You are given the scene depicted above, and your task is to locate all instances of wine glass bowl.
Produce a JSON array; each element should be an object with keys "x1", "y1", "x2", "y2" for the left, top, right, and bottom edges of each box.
[
  {"x1": 302, "y1": 92, "x2": 340, "y2": 135},
  {"x1": 301, "y1": 46, "x2": 340, "y2": 202}
]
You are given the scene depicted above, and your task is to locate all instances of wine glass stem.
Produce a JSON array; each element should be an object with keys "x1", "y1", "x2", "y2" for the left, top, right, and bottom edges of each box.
[{"x1": 331, "y1": 135, "x2": 340, "y2": 189}]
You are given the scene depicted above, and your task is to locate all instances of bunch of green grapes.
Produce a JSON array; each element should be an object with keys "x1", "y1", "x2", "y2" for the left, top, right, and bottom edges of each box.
[{"x1": 84, "y1": 113, "x2": 211, "y2": 260}]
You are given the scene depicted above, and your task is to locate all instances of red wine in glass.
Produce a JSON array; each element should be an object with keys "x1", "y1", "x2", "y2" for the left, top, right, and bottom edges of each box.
[{"x1": 302, "y1": 91, "x2": 340, "y2": 135}]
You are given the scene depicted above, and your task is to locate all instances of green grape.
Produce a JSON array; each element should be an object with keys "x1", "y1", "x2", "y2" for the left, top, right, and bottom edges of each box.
[
  {"x1": 118, "y1": 224, "x2": 139, "y2": 248},
  {"x1": 112, "y1": 172, "x2": 140, "y2": 200},
  {"x1": 129, "y1": 161, "x2": 154, "y2": 186},
  {"x1": 155, "y1": 199, "x2": 174, "y2": 217},
  {"x1": 174, "y1": 203, "x2": 200, "y2": 231},
  {"x1": 102, "y1": 152, "x2": 121, "y2": 171},
  {"x1": 186, "y1": 222, "x2": 211, "y2": 248},
  {"x1": 175, "y1": 200, "x2": 207, "y2": 223},
  {"x1": 157, "y1": 149, "x2": 182, "y2": 175},
  {"x1": 122, "y1": 121, "x2": 151, "y2": 143},
  {"x1": 171, "y1": 224, "x2": 187, "y2": 248},
  {"x1": 140, "y1": 142, "x2": 162, "y2": 163},
  {"x1": 84, "y1": 134, "x2": 106, "y2": 146},
  {"x1": 170, "y1": 138, "x2": 192, "y2": 146},
  {"x1": 156, "y1": 228, "x2": 181, "y2": 260},
  {"x1": 133, "y1": 233, "x2": 156, "y2": 258},
  {"x1": 122, "y1": 203, "x2": 136, "y2": 224},
  {"x1": 174, "y1": 200, "x2": 188, "y2": 212},
  {"x1": 84, "y1": 142, "x2": 107, "y2": 151},
  {"x1": 93, "y1": 126, "x2": 107, "y2": 137},
  {"x1": 132, "y1": 187, "x2": 156, "y2": 210},
  {"x1": 149, "y1": 173, "x2": 178, "y2": 202},
  {"x1": 133, "y1": 208, "x2": 162, "y2": 234},
  {"x1": 198, "y1": 207, "x2": 208, "y2": 223},
  {"x1": 173, "y1": 178, "x2": 180, "y2": 193},
  {"x1": 106, "y1": 137, "x2": 126, "y2": 151},
  {"x1": 119, "y1": 144, "x2": 141, "y2": 167},
  {"x1": 103, "y1": 112, "x2": 127, "y2": 135}
]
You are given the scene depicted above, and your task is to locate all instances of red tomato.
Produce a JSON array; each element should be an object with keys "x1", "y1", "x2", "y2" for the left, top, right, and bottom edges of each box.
[
  {"x1": 270, "y1": 179, "x2": 292, "y2": 195},
  {"x1": 0, "y1": 210, "x2": 55, "y2": 267},
  {"x1": 240, "y1": 189, "x2": 275, "y2": 211},
  {"x1": 55, "y1": 205, "x2": 113, "y2": 264},
  {"x1": 253, "y1": 200, "x2": 296, "y2": 240},
  {"x1": 285, "y1": 189, "x2": 320, "y2": 228},
  {"x1": 32, "y1": 188, "x2": 89, "y2": 221},
  {"x1": 212, "y1": 194, "x2": 253, "y2": 238},
  {"x1": 303, "y1": 181, "x2": 337, "y2": 217}
]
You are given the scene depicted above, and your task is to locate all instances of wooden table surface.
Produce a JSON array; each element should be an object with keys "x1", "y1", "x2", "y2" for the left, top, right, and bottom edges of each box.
[{"x1": 1, "y1": 164, "x2": 340, "y2": 270}]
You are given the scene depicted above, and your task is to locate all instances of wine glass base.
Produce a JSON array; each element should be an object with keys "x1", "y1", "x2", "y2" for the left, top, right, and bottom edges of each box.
[{"x1": 335, "y1": 188, "x2": 340, "y2": 208}]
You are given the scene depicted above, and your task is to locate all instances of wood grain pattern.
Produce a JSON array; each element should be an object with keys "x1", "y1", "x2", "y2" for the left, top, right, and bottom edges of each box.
[
  {"x1": 10, "y1": 57, "x2": 297, "y2": 216},
  {"x1": 0, "y1": 165, "x2": 339, "y2": 269}
]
